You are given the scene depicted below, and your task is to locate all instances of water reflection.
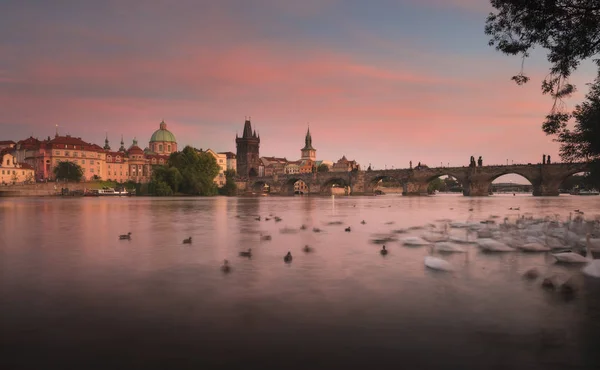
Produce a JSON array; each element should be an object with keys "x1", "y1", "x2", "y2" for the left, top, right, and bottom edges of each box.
[{"x1": 1, "y1": 195, "x2": 600, "y2": 369}]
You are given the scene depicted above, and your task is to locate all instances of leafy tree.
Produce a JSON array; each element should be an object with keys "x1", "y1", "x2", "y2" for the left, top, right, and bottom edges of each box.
[
  {"x1": 152, "y1": 180, "x2": 173, "y2": 196},
  {"x1": 53, "y1": 161, "x2": 83, "y2": 182},
  {"x1": 219, "y1": 169, "x2": 238, "y2": 196},
  {"x1": 149, "y1": 146, "x2": 219, "y2": 196},
  {"x1": 428, "y1": 178, "x2": 444, "y2": 193},
  {"x1": 317, "y1": 164, "x2": 329, "y2": 173},
  {"x1": 486, "y1": 1, "x2": 600, "y2": 182}
]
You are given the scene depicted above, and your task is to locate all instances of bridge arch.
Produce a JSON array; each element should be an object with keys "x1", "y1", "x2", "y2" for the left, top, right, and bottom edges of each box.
[
  {"x1": 250, "y1": 180, "x2": 271, "y2": 193},
  {"x1": 281, "y1": 177, "x2": 310, "y2": 195},
  {"x1": 423, "y1": 173, "x2": 464, "y2": 194},
  {"x1": 320, "y1": 177, "x2": 351, "y2": 195},
  {"x1": 369, "y1": 174, "x2": 405, "y2": 194}
]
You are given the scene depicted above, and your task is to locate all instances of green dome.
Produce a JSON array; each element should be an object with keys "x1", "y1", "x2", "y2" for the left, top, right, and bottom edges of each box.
[{"x1": 150, "y1": 120, "x2": 177, "y2": 143}]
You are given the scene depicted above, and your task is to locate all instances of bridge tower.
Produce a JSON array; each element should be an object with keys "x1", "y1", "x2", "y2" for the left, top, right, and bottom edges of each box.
[
  {"x1": 235, "y1": 117, "x2": 261, "y2": 177},
  {"x1": 300, "y1": 126, "x2": 316, "y2": 161}
]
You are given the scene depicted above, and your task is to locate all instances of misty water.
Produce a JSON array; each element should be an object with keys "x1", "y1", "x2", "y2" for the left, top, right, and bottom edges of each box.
[{"x1": 2, "y1": 194, "x2": 600, "y2": 370}]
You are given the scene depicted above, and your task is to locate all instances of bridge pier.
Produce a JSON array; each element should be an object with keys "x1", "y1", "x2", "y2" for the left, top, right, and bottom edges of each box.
[{"x1": 532, "y1": 181, "x2": 560, "y2": 196}]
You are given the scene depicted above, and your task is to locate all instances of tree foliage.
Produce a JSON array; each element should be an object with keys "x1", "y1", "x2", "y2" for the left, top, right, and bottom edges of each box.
[
  {"x1": 149, "y1": 146, "x2": 220, "y2": 196},
  {"x1": 53, "y1": 161, "x2": 83, "y2": 182},
  {"x1": 486, "y1": 0, "x2": 600, "y2": 183},
  {"x1": 219, "y1": 169, "x2": 238, "y2": 196},
  {"x1": 317, "y1": 164, "x2": 329, "y2": 173}
]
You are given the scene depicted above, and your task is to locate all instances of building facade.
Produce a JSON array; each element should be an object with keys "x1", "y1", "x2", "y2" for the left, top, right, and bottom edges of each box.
[
  {"x1": 149, "y1": 120, "x2": 178, "y2": 155},
  {"x1": 235, "y1": 118, "x2": 261, "y2": 177},
  {"x1": 219, "y1": 152, "x2": 237, "y2": 172},
  {"x1": 0, "y1": 151, "x2": 35, "y2": 184}
]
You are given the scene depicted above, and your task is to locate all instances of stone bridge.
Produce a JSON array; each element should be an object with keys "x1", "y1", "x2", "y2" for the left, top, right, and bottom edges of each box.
[{"x1": 244, "y1": 163, "x2": 589, "y2": 196}]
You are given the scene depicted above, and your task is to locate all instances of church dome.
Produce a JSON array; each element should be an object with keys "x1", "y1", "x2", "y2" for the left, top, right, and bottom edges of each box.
[{"x1": 150, "y1": 120, "x2": 177, "y2": 143}]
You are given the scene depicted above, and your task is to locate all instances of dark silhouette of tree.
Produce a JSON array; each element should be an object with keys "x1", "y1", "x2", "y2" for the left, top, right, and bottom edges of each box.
[
  {"x1": 53, "y1": 162, "x2": 83, "y2": 182},
  {"x1": 486, "y1": 0, "x2": 600, "y2": 183}
]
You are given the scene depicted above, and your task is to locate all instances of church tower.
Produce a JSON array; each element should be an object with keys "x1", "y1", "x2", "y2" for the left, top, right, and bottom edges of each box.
[
  {"x1": 235, "y1": 117, "x2": 261, "y2": 177},
  {"x1": 301, "y1": 126, "x2": 316, "y2": 161}
]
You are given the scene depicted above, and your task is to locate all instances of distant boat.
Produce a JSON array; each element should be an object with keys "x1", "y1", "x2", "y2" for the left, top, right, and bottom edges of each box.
[
  {"x1": 97, "y1": 187, "x2": 131, "y2": 196},
  {"x1": 570, "y1": 188, "x2": 599, "y2": 196}
]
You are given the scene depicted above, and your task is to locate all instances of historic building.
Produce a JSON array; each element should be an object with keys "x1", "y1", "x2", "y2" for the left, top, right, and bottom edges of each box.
[
  {"x1": 12, "y1": 121, "x2": 173, "y2": 182},
  {"x1": 0, "y1": 150, "x2": 35, "y2": 184},
  {"x1": 331, "y1": 155, "x2": 360, "y2": 172},
  {"x1": 235, "y1": 118, "x2": 261, "y2": 177},
  {"x1": 203, "y1": 149, "x2": 228, "y2": 187},
  {"x1": 219, "y1": 152, "x2": 237, "y2": 172},
  {"x1": 300, "y1": 127, "x2": 316, "y2": 161},
  {"x1": 149, "y1": 120, "x2": 178, "y2": 155}
]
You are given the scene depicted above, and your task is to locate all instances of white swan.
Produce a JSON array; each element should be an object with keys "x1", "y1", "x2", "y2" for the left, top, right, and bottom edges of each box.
[
  {"x1": 402, "y1": 236, "x2": 431, "y2": 246},
  {"x1": 424, "y1": 245, "x2": 454, "y2": 272},
  {"x1": 434, "y1": 241, "x2": 466, "y2": 253},
  {"x1": 582, "y1": 234, "x2": 600, "y2": 278},
  {"x1": 421, "y1": 231, "x2": 447, "y2": 243},
  {"x1": 476, "y1": 238, "x2": 515, "y2": 252},
  {"x1": 551, "y1": 250, "x2": 588, "y2": 263},
  {"x1": 517, "y1": 242, "x2": 551, "y2": 252}
]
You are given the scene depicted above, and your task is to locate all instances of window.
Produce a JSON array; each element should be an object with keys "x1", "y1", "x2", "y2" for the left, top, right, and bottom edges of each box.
[
  {"x1": 82, "y1": 160, "x2": 86, "y2": 164},
  {"x1": 65, "y1": 151, "x2": 70, "y2": 157},
  {"x1": 74, "y1": 152, "x2": 78, "y2": 157},
  {"x1": 167, "y1": 145, "x2": 171, "y2": 152},
  {"x1": 22, "y1": 171, "x2": 25, "y2": 175},
  {"x1": 55, "y1": 151, "x2": 60, "y2": 155},
  {"x1": 82, "y1": 152, "x2": 86, "y2": 157},
  {"x1": 90, "y1": 168, "x2": 94, "y2": 173},
  {"x1": 1, "y1": 170, "x2": 4, "y2": 174},
  {"x1": 90, "y1": 160, "x2": 94, "y2": 165},
  {"x1": 74, "y1": 160, "x2": 78, "y2": 164},
  {"x1": 159, "y1": 144, "x2": 163, "y2": 152},
  {"x1": 5, "y1": 160, "x2": 8, "y2": 166}
]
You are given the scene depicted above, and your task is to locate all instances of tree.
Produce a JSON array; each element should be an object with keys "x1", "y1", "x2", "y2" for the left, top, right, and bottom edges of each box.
[
  {"x1": 317, "y1": 163, "x2": 329, "y2": 173},
  {"x1": 219, "y1": 169, "x2": 238, "y2": 196},
  {"x1": 428, "y1": 178, "x2": 444, "y2": 193},
  {"x1": 149, "y1": 146, "x2": 219, "y2": 196},
  {"x1": 53, "y1": 161, "x2": 83, "y2": 182},
  {"x1": 486, "y1": 1, "x2": 600, "y2": 181}
]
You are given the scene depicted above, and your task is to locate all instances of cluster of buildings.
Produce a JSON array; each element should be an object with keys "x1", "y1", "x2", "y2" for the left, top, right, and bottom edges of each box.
[
  {"x1": 234, "y1": 118, "x2": 360, "y2": 179},
  {"x1": 0, "y1": 118, "x2": 360, "y2": 187},
  {"x1": 0, "y1": 121, "x2": 235, "y2": 186}
]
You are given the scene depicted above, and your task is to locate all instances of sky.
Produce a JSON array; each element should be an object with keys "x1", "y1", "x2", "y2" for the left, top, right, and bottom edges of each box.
[{"x1": 1, "y1": 0, "x2": 597, "y2": 183}]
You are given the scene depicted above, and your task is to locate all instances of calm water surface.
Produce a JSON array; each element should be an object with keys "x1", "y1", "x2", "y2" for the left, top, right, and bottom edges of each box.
[{"x1": 2, "y1": 194, "x2": 600, "y2": 369}]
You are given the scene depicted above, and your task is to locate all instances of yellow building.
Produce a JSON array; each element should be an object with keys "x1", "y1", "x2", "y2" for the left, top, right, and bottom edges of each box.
[
  {"x1": 0, "y1": 151, "x2": 35, "y2": 184},
  {"x1": 204, "y1": 149, "x2": 228, "y2": 187}
]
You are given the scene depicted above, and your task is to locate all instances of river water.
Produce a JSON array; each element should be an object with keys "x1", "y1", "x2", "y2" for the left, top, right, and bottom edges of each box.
[{"x1": 1, "y1": 194, "x2": 600, "y2": 369}]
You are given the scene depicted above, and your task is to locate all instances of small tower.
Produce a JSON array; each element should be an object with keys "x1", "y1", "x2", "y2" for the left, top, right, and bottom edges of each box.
[
  {"x1": 103, "y1": 133, "x2": 111, "y2": 150},
  {"x1": 301, "y1": 125, "x2": 316, "y2": 161},
  {"x1": 118, "y1": 135, "x2": 126, "y2": 152}
]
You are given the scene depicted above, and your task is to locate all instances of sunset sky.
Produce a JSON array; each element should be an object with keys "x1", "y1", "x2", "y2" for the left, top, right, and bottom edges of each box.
[{"x1": 1, "y1": 0, "x2": 597, "y2": 179}]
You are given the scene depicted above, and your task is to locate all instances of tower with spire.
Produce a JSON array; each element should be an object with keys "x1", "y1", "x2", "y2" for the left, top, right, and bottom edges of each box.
[
  {"x1": 118, "y1": 135, "x2": 126, "y2": 152},
  {"x1": 235, "y1": 116, "x2": 261, "y2": 177},
  {"x1": 301, "y1": 125, "x2": 316, "y2": 161},
  {"x1": 103, "y1": 133, "x2": 111, "y2": 150}
]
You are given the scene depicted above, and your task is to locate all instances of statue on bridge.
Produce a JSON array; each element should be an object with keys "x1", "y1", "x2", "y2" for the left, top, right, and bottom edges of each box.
[
  {"x1": 477, "y1": 156, "x2": 482, "y2": 167},
  {"x1": 547, "y1": 155, "x2": 551, "y2": 164},
  {"x1": 543, "y1": 154, "x2": 546, "y2": 164},
  {"x1": 409, "y1": 161, "x2": 412, "y2": 169},
  {"x1": 469, "y1": 156, "x2": 476, "y2": 168}
]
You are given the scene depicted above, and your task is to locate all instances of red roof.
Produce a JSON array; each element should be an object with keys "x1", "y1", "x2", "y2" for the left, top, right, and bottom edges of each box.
[
  {"x1": 16, "y1": 137, "x2": 43, "y2": 150},
  {"x1": 0, "y1": 140, "x2": 16, "y2": 145},
  {"x1": 128, "y1": 145, "x2": 144, "y2": 154},
  {"x1": 18, "y1": 162, "x2": 33, "y2": 170},
  {"x1": 46, "y1": 135, "x2": 104, "y2": 152}
]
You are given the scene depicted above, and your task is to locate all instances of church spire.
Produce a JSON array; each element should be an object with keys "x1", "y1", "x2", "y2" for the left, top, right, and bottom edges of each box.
[
  {"x1": 104, "y1": 132, "x2": 111, "y2": 150},
  {"x1": 119, "y1": 135, "x2": 126, "y2": 152},
  {"x1": 302, "y1": 124, "x2": 314, "y2": 150}
]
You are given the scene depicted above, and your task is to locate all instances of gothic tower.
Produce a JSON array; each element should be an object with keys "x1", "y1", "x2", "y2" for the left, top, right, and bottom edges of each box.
[
  {"x1": 301, "y1": 126, "x2": 316, "y2": 161},
  {"x1": 235, "y1": 117, "x2": 261, "y2": 177}
]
